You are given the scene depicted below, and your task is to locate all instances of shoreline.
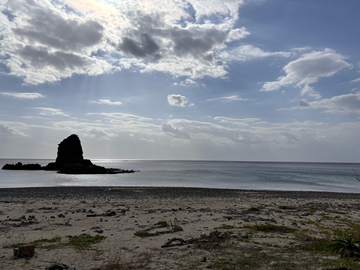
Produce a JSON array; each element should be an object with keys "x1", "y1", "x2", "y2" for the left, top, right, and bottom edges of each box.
[{"x1": 1, "y1": 186, "x2": 360, "y2": 200}]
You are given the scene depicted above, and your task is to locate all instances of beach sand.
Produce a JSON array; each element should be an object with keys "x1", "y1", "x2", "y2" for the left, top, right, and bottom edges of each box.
[{"x1": 1, "y1": 187, "x2": 360, "y2": 270}]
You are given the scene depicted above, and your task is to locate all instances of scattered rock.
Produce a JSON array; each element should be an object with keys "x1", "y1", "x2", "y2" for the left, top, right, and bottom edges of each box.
[
  {"x1": 230, "y1": 234, "x2": 239, "y2": 238},
  {"x1": 105, "y1": 210, "x2": 116, "y2": 216},
  {"x1": 241, "y1": 232, "x2": 249, "y2": 239},
  {"x1": 13, "y1": 245, "x2": 35, "y2": 257},
  {"x1": 45, "y1": 263, "x2": 75, "y2": 270},
  {"x1": 202, "y1": 256, "x2": 207, "y2": 262},
  {"x1": 270, "y1": 261, "x2": 278, "y2": 267},
  {"x1": 58, "y1": 213, "x2": 65, "y2": 218}
]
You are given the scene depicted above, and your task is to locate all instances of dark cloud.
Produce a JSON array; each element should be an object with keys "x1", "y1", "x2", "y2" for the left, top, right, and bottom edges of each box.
[
  {"x1": 118, "y1": 34, "x2": 161, "y2": 60},
  {"x1": 298, "y1": 100, "x2": 310, "y2": 107},
  {"x1": 18, "y1": 45, "x2": 88, "y2": 70},
  {"x1": 171, "y1": 27, "x2": 228, "y2": 58},
  {"x1": 12, "y1": 3, "x2": 104, "y2": 52}
]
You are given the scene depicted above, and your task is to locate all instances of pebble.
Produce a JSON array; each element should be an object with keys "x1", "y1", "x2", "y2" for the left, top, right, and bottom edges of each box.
[
  {"x1": 231, "y1": 234, "x2": 238, "y2": 238},
  {"x1": 241, "y1": 232, "x2": 249, "y2": 239},
  {"x1": 270, "y1": 261, "x2": 278, "y2": 266}
]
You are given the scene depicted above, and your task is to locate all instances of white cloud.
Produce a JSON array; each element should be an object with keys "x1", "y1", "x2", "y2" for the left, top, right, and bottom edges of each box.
[
  {"x1": 0, "y1": 124, "x2": 28, "y2": 137},
  {"x1": 262, "y1": 49, "x2": 352, "y2": 91},
  {"x1": 214, "y1": 117, "x2": 261, "y2": 126},
  {"x1": 167, "y1": 94, "x2": 189, "y2": 107},
  {"x1": 161, "y1": 122, "x2": 191, "y2": 139},
  {"x1": 1, "y1": 92, "x2": 44, "y2": 99},
  {"x1": 301, "y1": 93, "x2": 360, "y2": 115},
  {"x1": 350, "y1": 78, "x2": 360, "y2": 83},
  {"x1": 300, "y1": 85, "x2": 321, "y2": 100},
  {"x1": 219, "y1": 45, "x2": 290, "y2": 62},
  {"x1": 87, "y1": 112, "x2": 153, "y2": 122},
  {"x1": 35, "y1": 107, "x2": 69, "y2": 117},
  {"x1": 206, "y1": 95, "x2": 246, "y2": 101},
  {"x1": 90, "y1": 99, "x2": 122, "y2": 105}
]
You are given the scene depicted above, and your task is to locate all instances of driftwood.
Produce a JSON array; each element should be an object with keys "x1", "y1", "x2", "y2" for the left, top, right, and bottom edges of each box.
[
  {"x1": 161, "y1": 230, "x2": 228, "y2": 248},
  {"x1": 161, "y1": 237, "x2": 198, "y2": 248}
]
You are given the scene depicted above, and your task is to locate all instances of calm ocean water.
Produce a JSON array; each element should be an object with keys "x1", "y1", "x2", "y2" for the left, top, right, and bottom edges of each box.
[{"x1": 1, "y1": 159, "x2": 360, "y2": 193}]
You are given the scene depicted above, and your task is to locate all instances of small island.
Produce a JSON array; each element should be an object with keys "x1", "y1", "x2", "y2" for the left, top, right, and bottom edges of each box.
[{"x1": 2, "y1": 134, "x2": 138, "y2": 174}]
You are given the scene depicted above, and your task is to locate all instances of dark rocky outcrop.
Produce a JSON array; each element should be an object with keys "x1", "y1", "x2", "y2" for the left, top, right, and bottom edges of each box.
[
  {"x1": 2, "y1": 162, "x2": 42, "y2": 170},
  {"x1": 56, "y1": 134, "x2": 84, "y2": 167},
  {"x1": 2, "y1": 134, "x2": 138, "y2": 174}
]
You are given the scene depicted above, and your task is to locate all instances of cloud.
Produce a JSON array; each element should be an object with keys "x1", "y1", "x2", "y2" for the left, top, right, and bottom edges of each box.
[
  {"x1": 1, "y1": 92, "x2": 44, "y2": 99},
  {"x1": 86, "y1": 128, "x2": 117, "y2": 138},
  {"x1": 219, "y1": 45, "x2": 290, "y2": 62},
  {"x1": 161, "y1": 122, "x2": 191, "y2": 139},
  {"x1": 90, "y1": 99, "x2": 122, "y2": 105},
  {"x1": 297, "y1": 100, "x2": 310, "y2": 107},
  {"x1": 87, "y1": 112, "x2": 153, "y2": 122},
  {"x1": 117, "y1": 34, "x2": 161, "y2": 60},
  {"x1": 0, "y1": 124, "x2": 28, "y2": 137},
  {"x1": 0, "y1": 0, "x2": 250, "y2": 85},
  {"x1": 167, "y1": 94, "x2": 189, "y2": 107},
  {"x1": 350, "y1": 78, "x2": 360, "y2": 83},
  {"x1": 35, "y1": 107, "x2": 69, "y2": 117},
  {"x1": 302, "y1": 93, "x2": 360, "y2": 115},
  {"x1": 206, "y1": 95, "x2": 246, "y2": 102},
  {"x1": 0, "y1": 0, "x2": 114, "y2": 84},
  {"x1": 300, "y1": 85, "x2": 321, "y2": 100},
  {"x1": 262, "y1": 49, "x2": 352, "y2": 91},
  {"x1": 214, "y1": 117, "x2": 261, "y2": 126}
]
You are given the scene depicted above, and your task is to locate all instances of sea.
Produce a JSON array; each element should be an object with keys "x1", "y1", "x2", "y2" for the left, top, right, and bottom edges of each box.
[{"x1": 0, "y1": 159, "x2": 360, "y2": 193}]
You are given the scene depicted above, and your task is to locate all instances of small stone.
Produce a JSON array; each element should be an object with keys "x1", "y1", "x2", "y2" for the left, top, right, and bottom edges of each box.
[
  {"x1": 334, "y1": 215, "x2": 341, "y2": 218},
  {"x1": 270, "y1": 261, "x2": 278, "y2": 266},
  {"x1": 201, "y1": 256, "x2": 207, "y2": 262},
  {"x1": 231, "y1": 234, "x2": 239, "y2": 238},
  {"x1": 45, "y1": 263, "x2": 70, "y2": 270},
  {"x1": 242, "y1": 232, "x2": 249, "y2": 239},
  {"x1": 200, "y1": 232, "x2": 207, "y2": 238},
  {"x1": 58, "y1": 213, "x2": 65, "y2": 218},
  {"x1": 91, "y1": 226, "x2": 101, "y2": 230}
]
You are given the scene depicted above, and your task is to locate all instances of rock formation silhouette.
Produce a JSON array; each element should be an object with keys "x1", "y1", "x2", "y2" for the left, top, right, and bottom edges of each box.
[
  {"x1": 56, "y1": 134, "x2": 84, "y2": 167},
  {"x1": 2, "y1": 134, "x2": 137, "y2": 174}
]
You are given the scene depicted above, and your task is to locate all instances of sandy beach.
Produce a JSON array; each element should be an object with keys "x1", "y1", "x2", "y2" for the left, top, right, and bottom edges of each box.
[{"x1": 1, "y1": 187, "x2": 360, "y2": 270}]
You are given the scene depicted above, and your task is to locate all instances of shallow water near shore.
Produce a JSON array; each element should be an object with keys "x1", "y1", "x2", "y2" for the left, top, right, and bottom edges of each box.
[{"x1": 1, "y1": 159, "x2": 360, "y2": 193}]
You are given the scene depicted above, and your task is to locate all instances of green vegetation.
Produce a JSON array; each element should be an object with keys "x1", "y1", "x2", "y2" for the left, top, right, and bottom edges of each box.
[
  {"x1": 251, "y1": 223, "x2": 296, "y2": 233},
  {"x1": 213, "y1": 257, "x2": 259, "y2": 269},
  {"x1": 329, "y1": 236, "x2": 360, "y2": 258},
  {"x1": 66, "y1": 234, "x2": 106, "y2": 250}
]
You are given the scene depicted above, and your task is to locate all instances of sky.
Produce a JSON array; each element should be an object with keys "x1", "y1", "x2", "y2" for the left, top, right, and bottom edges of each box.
[{"x1": 0, "y1": 0, "x2": 360, "y2": 162}]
